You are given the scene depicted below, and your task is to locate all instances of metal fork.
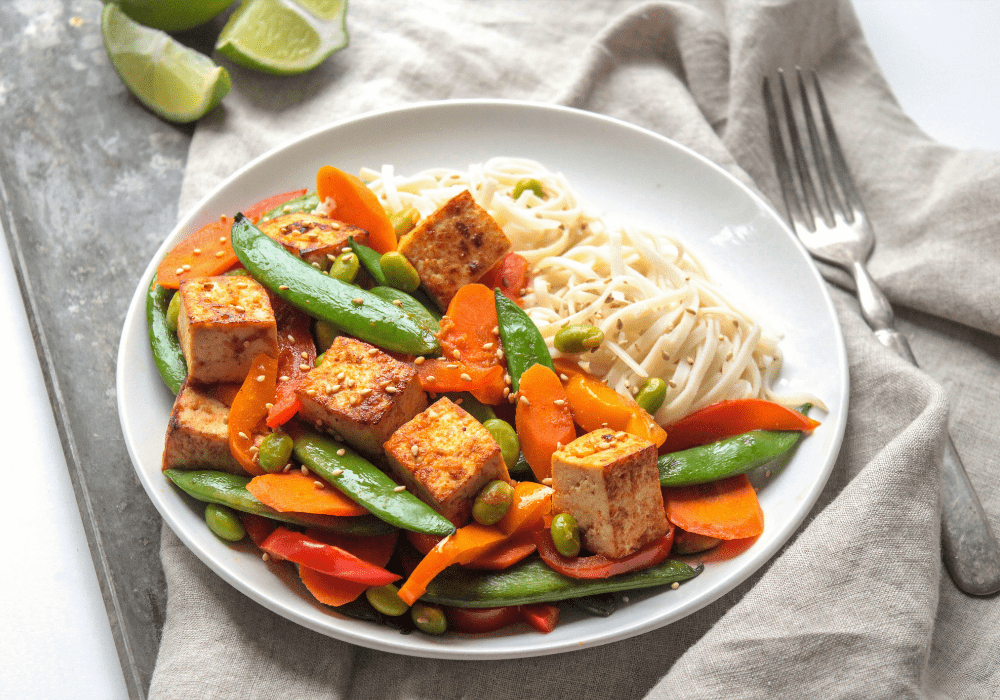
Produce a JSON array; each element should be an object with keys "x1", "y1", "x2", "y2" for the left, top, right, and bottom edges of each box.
[{"x1": 763, "y1": 68, "x2": 1000, "y2": 596}]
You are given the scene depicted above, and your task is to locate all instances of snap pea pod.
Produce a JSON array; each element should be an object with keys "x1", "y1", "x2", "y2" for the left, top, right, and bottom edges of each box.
[
  {"x1": 258, "y1": 192, "x2": 320, "y2": 224},
  {"x1": 292, "y1": 428, "x2": 456, "y2": 536},
  {"x1": 231, "y1": 215, "x2": 438, "y2": 356},
  {"x1": 348, "y1": 237, "x2": 389, "y2": 286},
  {"x1": 439, "y1": 393, "x2": 496, "y2": 424},
  {"x1": 657, "y1": 429, "x2": 802, "y2": 487},
  {"x1": 567, "y1": 593, "x2": 618, "y2": 617},
  {"x1": 164, "y1": 469, "x2": 396, "y2": 536},
  {"x1": 146, "y1": 275, "x2": 186, "y2": 394},
  {"x1": 422, "y1": 557, "x2": 701, "y2": 608},
  {"x1": 494, "y1": 288, "x2": 554, "y2": 392},
  {"x1": 368, "y1": 286, "x2": 441, "y2": 339}
]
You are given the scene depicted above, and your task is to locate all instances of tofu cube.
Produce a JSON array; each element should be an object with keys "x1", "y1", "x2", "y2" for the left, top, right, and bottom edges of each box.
[
  {"x1": 551, "y1": 429, "x2": 668, "y2": 559},
  {"x1": 398, "y1": 190, "x2": 512, "y2": 310},
  {"x1": 258, "y1": 213, "x2": 368, "y2": 267},
  {"x1": 383, "y1": 397, "x2": 510, "y2": 526},
  {"x1": 296, "y1": 336, "x2": 427, "y2": 455},
  {"x1": 162, "y1": 379, "x2": 244, "y2": 475},
  {"x1": 177, "y1": 275, "x2": 278, "y2": 384}
]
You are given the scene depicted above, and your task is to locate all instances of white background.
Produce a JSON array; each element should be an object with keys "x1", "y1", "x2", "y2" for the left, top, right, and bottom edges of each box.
[{"x1": 1, "y1": 1, "x2": 998, "y2": 696}]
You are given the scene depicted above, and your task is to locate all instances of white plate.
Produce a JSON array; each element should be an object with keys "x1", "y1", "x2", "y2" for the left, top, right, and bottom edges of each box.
[{"x1": 117, "y1": 99, "x2": 848, "y2": 659}]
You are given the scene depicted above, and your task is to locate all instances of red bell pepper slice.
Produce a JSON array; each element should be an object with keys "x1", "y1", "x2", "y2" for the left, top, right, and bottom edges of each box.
[
  {"x1": 239, "y1": 512, "x2": 277, "y2": 548},
  {"x1": 260, "y1": 527, "x2": 400, "y2": 585},
  {"x1": 265, "y1": 308, "x2": 316, "y2": 428},
  {"x1": 661, "y1": 398, "x2": 820, "y2": 453},
  {"x1": 447, "y1": 605, "x2": 524, "y2": 634},
  {"x1": 533, "y1": 524, "x2": 675, "y2": 579},
  {"x1": 520, "y1": 604, "x2": 560, "y2": 633},
  {"x1": 480, "y1": 252, "x2": 530, "y2": 305},
  {"x1": 242, "y1": 189, "x2": 308, "y2": 223}
]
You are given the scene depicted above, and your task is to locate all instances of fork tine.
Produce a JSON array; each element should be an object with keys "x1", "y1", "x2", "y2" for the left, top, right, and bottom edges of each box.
[
  {"x1": 776, "y1": 69, "x2": 825, "y2": 230},
  {"x1": 762, "y1": 75, "x2": 813, "y2": 233},
  {"x1": 810, "y1": 71, "x2": 865, "y2": 221},
  {"x1": 795, "y1": 68, "x2": 846, "y2": 224}
]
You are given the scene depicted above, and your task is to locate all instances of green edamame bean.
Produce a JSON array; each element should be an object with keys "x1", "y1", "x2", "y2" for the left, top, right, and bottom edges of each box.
[
  {"x1": 205, "y1": 503, "x2": 246, "y2": 542},
  {"x1": 411, "y1": 603, "x2": 447, "y2": 635},
  {"x1": 389, "y1": 207, "x2": 420, "y2": 237},
  {"x1": 365, "y1": 584, "x2": 409, "y2": 617},
  {"x1": 223, "y1": 267, "x2": 251, "y2": 277},
  {"x1": 483, "y1": 418, "x2": 519, "y2": 470},
  {"x1": 635, "y1": 378, "x2": 667, "y2": 415},
  {"x1": 314, "y1": 320, "x2": 340, "y2": 353},
  {"x1": 513, "y1": 178, "x2": 544, "y2": 199},
  {"x1": 379, "y1": 251, "x2": 421, "y2": 293},
  {"x1": 328, "y1": 250, "x2": 359, "y2": 283},
  {"x1": 165, "y1": 291, "x2": 181, "y2": 332},
  {"x1": 258, "y1": 431, "x2": 293, "y2": 473},
  {"x1": 472, "y1": 479, "x2": 515, "y2": 526},
  {"x1": 553, "y1": 324, "x2": 604, "y2": 353},
  {"x1": 550, "y1": 512, "x2": 581, "y2": 558}
]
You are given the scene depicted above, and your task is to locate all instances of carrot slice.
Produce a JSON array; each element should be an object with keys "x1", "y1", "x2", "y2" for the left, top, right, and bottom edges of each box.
[
  {"x1": 156, "y1": 216, "x2": 237, "y2": 289},
  {"x1": 298, "y1": 530, "x2": 398, "y2": 607},
  {"x1": 515, "y1": 364, "x2": 576, "y2": 482},
  {"x1": 227, "y1": 353, "x2": 277, "y2": 476},
  {"x1": 661, "y1": 398, "x2": 821, "y2": 453},
  {"x1": 242, "y1": 189, "x2": 308, "y2": 223},
  {"x1": 417, "y1": 360, "x2": 506, "y2": 401},
  {"x1": 438, "y1": 284, "x2": 502, "y2": 367},
  {"x1": 247, "y1": 472, "x2": 368, "y2": 517},
  {"x1": 662, "y1": 474, "x2": 764, "y2": 540},
  {"x1": 316, "y1": 166, "x2": 396, "y2": 253}
]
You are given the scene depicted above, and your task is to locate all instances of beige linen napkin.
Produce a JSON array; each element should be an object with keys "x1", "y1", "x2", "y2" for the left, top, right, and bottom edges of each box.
[{"x1": 150, "y1": 1, "x2": 1000, "y2": 697}]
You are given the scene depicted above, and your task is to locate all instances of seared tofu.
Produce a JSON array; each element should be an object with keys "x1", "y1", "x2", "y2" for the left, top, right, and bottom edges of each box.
[
  {"x1": 162, "y1": 379, "x2": 244, "y2": 475},
  {"x1": 398, "y1": 190, "x2": 511, "y2": 310},
  {"x1": 258, "y1": 212, "x2": 368, "y2": 267},
  {"x1": 177, "y1": 275, "x2": 278, "y2": 384},
  {"x1": 551, "y1": 429, "x2": 667, "y2": 559},
  {"x1": 296, "y1": 336, "x2": 427, "y2": 455},
  {"x1": 383, "y1": 397, "x2": 509, "y2": 526}
]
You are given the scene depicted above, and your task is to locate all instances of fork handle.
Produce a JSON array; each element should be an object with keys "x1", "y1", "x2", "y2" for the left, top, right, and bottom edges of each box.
[{"x1": 852, "y1": 261, "x2": 1000, "y2": 595}]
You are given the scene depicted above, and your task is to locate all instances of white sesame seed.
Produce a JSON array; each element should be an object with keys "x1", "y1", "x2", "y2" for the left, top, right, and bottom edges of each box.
[
  {"x1": 504, "y1": 374, "x2": 512, "y2": 385},
  {"x1": 336, "y1": 448, "x2": 346, "y2": 456},
  {"x1": 279, "y1": 285, "x2": 289, "y2": 290},
  {"x1": 346, "y1": 379, "x2": 355, "y2": 388},
  {"x1": 300, "y1": 352, "x2": 309, "y2": 359},
  {"x1": 368, "y1": 348, "x2": 379, "y2": 356},
  {"x1": 175, "y1": 267, "x2": 184, "y2": 275},
  {"x1": 238, "y1": 431, "x2": 249, "y2": 440},
  {"x1": 411, "y1": 445, "x2": 420, "y2": 457},
  {"x1": 249, "y1": 445, "x2": 258, "y2": 453},
  {"x1": 560, "y1": 374, "x2": 569, "y2": 382},
  {"x1": 414, "y1": 356, "x2": 425, "y2": 365},
  {"x1": 311, "y1": 262, "x2": 321, "y2": 269},
  {"x1": 394, "y1": 485, "x2": 407, "y2": 492},
  {"x1": 352, "y1": 297, "x2": 364, "y2": 305},
  {"x1": 234, "y1": 305, "x2": 246, "y2": 313},
  {"x1": 542, "y1": 478, "x2": 553, "y2": 485},
  {"x1": 279, "y1": 375, "x2": 290, "y2": 382},
  {"x1": 301, "y1": 466, "x2": 309, "y2": 476},
  {"x1": 460, "y1": 373, "x2": 472, "y2": 382},
  {"x1": 264, "y1": 403, "x2": 273, "y2": 409},
  {"x1": 483, "y1": 343, "x2": 494, "y2": 350},
  {"x1": 193, "y1": 248, "x2": 201, "y2": 254},
  {"x1": 502, "y1": 387, "x2": 510, "y2": 397},
  {"x1": 336, "y1": 372, "x2": 346, "y2": 380},
  {"x1": 491, "y1": 326, "x2": 499, "y2": 334},
  {"x1": 668, "y1": 380, "x2": 677, "y2": 388},
  {"x1": 218, "y1": 235, "x2": 226, "y2": 243},
  {"x1": 426, "y1": 375, "x2": 436, "y2": 383},
  {"x1": 671, "y1": 582, "x2": 680, "y2": 590},
  {"x1": 385, "y1": 386, "x2": 398, "y2": 394},
  {"x1": 519, "y1": 395, "x2": 530, "y2": 406},
  {"x1": 556, "y1": 442, "x2": 563, "y2": 449},
  {"x1": 255, "y1": 374, "x2": 265, "y2": 382},
  {"x1": 359, "y1": 388, "x2": 372, "y2": 396},
  {"x1": 283, "y1": 205, "x2": 292, "y2": 212},
  {"x1": 305, "y1": 389, "x2": 317, "y2": 395},
  {"x1": 553, "y1": 399, "x2": 565, "y2": 406},
  {"x1": 314, "y1": 480, "x2": 325, "y2": 489},
  {"x1": 393, "y1": 299, "x2": 404, "y2": 307},
  {"x1": 330, "y1": 384, "x2": 341, "y2": 392},
  {"x1": 282, "y1": 464, "x2": 291, "y2": 473},
  {"x1": 452, "y1": 349, "x2": 462, "y2": 360},
  {"x1": 331, "y1": 468, "x2": 343, "y2": 477},
  {"x1": 622, "y1": 596, "x2": 630, "y2": 603},
  {"x1": 215, "y1": 251, "x2": 225, "y2": 258},
  {"x1": 299, "y1": 364, "x2": 310, "y2": 371},
  {"x1": 262, "y1": 553, "x2": 270, "y2": 562},
  {"x1": 446, "y1": 363, "x2": 459, "y2": 370},
  {"x1": 496, "y1": 349, "x2": 505, "y2": 360},
  {"x1": 685, "y1": 307, "x2": 696, "y2": 315}
]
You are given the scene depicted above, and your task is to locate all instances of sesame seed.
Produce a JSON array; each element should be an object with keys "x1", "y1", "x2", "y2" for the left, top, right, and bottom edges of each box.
[
  {"x1": 314, "y1": 480, "x2": 325, "y2": 489},
  {"x1": 671, "y1": 582, "x2": 680, "y2": 590},
  {"x1": 249, "y1": 445, "x2": 259, "y2": 453},
  {"x1": 483, "y1": 343, "x2": 493, "y2": 350},
  {"x1": 359, "y1": 388, "x2": 372, "y2": 396},
  {"x1": 193, "y1": 248, "x2": 201, "y2": 254},
  {"x1": 215, "y1": 251, "x2": 224, "y2": 258},
  {"x1": 553, "y1": 399, "x2": 565, "y2": 406},
  {"x1": 264, "y1": 403, "x2": 273, "y2": 409},
  {"x1": 234, "y1": 305, "x2": 246, "y2": 313},
  {"x1": 305, "y1": 389, "x2": 317, "y2": 395},
  {"x1": 352, "y1": 297, "x2": 364, "y2": 305},
  {"x1": 283, "y1": 205, "x2": 292, "y2": 212},
  {"x1": 519, "y1": 395, "x2": 530, "y2": 406},
  {"x1": 282, "y1": 464, "x2": 291, "y2": 473},
  {"x1": 668, "y1": 380, "x2": 677, "y2": 388},
  {"x1": 299, "y1": 364, "x2": 310, "y2": 371},
  {"x1": 368, "y1": 348, "x2": 379, "y2": 356},
  {"x1": 236, "y1": 282, "x2": 247, "y2": 289},
  {"x1": 685, "y1": 307, "x2": 696, "y2": 315},
  {"x1": 385, "y1": 386, "x2": 398, "y2": 394},
  {"x1": 411, "y1": 445, "x2": 420, "y2": 457},
  {"x1": 238, "y1": 431, "x2": 249, "y2": 440},
  {"x1": 182, "y1": 265, "x2": 191, "y2": 271},
  {"x1": 502, "y1": 387, "x2": 510, "y2": 397},
  {"x1": 446, "y1": 363, "x2": 459, "y2": 370},
  {"x1": 336, "y1": 448, "x2": 346, "y2": 456},
  {"x1": 346, "y1": 379, "x2": 355, "y2": 388},
  {"x1": 452, "y1": 349, "x2": 462, "y2": 360},
  {"x1": 219, "y1": 235, "x2": 226, "y2": 243},
  {"x1": 616, "y1": 431, "x2": 627, "y2": 439},
  {"x1": 622, "y1": 596, "x2": 630, "y2": 603},
  {"x1": 301, "y1": 466, "x2": 309, "y2": 475},
  {"x1": 560, "y1": 374, "x2": 569, "y2": 381},
  {"x1": 542, "y1": 478, "x2": 553, "y2": 485},
  {"x1": 262, "y1": 553, "x2": 270, "y2": 562},
  {"x1": 393, "y1": 299, "x2": 404, "y2": 307},
  {"x1": 311, "y1": 262, "x2": 321, "y2": 269},
  {"x1": 496, "y1": 348, "x2": 505, "y2": 360},
  {"x1": 394, "y1": 485, "x2": 406, "y2": 492},
  {"x1": 279, "y1": 285, "x2": 289, "y2": 290},
  {"x1": 414, "y1": 356, "x2": 425, "y2": 365},
  {"x1": 300, "y1": 352, "x2": 309, "y2": 359},
  {"x1": 460, "y1": 373, "x2": 472, "y2": 382},
  {"x1": 175, "y1": 267, "x2": 184, "y2": 275},
  {"x1": 491, "y1": 326, "x2": 499, "y2": 334},
  {"x1": 256, "y1": 374, "x2": 265, "y2": 382},
  {"x1": 504, "y1": 374, "x2": 512, "y2": 385},
  {"x1": 331, "y1": 468, "x2": 344, "y2": 477},
  {"x1": 341, "y1": 246, "x2": 352, "y2": 253},
  {"x1": 330, "y1": 384, "x2": 341, "y2": 392},
  {"x1": 426, "y1": 375, "x2": 436, "y2": 382}
]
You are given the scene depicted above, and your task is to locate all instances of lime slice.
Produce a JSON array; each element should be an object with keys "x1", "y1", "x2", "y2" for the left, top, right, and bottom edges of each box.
[
  {"x1": 215, "y1": 0, "x2": 348, "y2": 76},
  {"x1": 116, "y1": 0, "x2": 237, "y2": 32},
  {"x1": 102, "y1": 4, "x2": 231, "y2": 124}
]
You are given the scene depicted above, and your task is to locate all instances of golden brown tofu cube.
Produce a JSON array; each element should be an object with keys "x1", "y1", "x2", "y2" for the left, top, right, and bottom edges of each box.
[
  {"x1": 551, "y1": 429, "x2": 667, "y2": 559},
  {"x1": 383, "y1": 397, "x2": 510, "y2": 526},
  {"x1": 296, "y1": 337, "x2": 427, "y2": 455},
  {"x1": 258, "y1": 213, "x2": 368, "y2": 267},
  {"x1": 162, "y1": 380, "x2": 244, "y2": 475},
  {"x1": 398, "y1": 190, "x2": 512, "y2": 310},
  {"x1": 177, "y1": 276, "x2": 278, "y2": 384}
]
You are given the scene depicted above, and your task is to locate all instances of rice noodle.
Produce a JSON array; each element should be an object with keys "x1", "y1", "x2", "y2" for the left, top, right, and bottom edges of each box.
[{"x1": 361, "y1": 157, "x2": 822, "y2": 425}]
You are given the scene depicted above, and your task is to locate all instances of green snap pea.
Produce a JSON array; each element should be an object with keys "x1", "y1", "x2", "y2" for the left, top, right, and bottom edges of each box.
[
  {"x1": 635, "y1": 378, "x2": 667, "y2": 415},
  {"x1": 368, "y1": 287, "x2": 440, "y2": 338},
  {"x1": 205, "y1": 503, "x2": 246, "y2": 542},
  {"x1": 165, "y1": 291, "x2": 181, "y2": 332},
  {"x1": 365, "y1": 584, "x2": 409, "y2": 617},
  {"x1": 327, "y1": 251, "x2": 359, "y2": 283},
  {"x1": 495, "y1": 288, "x2": 554, "y2": 391},
  {"x1": 513, "y1": 178, "x2": 544, "y2": 199},
  {"x1": 483, "y1": 418, "x2": 519, "y2": 470},
  {"x1": 550, "y1": 512, "x2": 581, "y2": 557},
  {"x1": 313, "y1": 320, "x2": 340, "y2": 353},
  {"x1": 258, "y1": 192, "x2": 320, "y2": 223},
  {"x1": 411, "y1": 603, "x2": 447, "y2": 635},
  {"x1": 389, "y1": 207, "x2": 420, "y2": 237},
  {"x1": 146, "y1": 276, "x2": 187, "y2": 394},
  {"x1": 347, "y1": 236, "x2": 389, "y2": 286},
  {"x1": 553, "y1": 324, "x2": 604, "y2": 353},
  {"x1": 258, "y1": 431, "x2": 293, "y2": 473},
  {"x1": 657, "y1": 429, "x2": 803, "y2": 486},
  {"x1": 379, "y1": 251, "x2": 421, "y2": 293},
  {"x1": 472, "y1": 480, "x2": 515, "y2": 526}
]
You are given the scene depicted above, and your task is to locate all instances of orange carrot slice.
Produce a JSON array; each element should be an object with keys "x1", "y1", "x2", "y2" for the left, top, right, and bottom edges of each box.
[
  {"x1": 515, "y1": 364, "x2": 576, "y2": 482},
  {"x1": 156, "y1": 216, "x2": 237, "y2": 289},
  {"x1": 662, "y1": 474, "x2": 764, "y2": 540},
  {"x1": 247, "y1": 472, "x2": 368, "y2": 517},
  {"x1": 316, "y1": 166, "x2": 396, "y2": 253},
  {"x1": 417, "y1": 360, "x2": 505, "y2": 402}
]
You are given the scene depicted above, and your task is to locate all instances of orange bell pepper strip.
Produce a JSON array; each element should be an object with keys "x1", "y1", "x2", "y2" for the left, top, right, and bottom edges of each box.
[
  {"x1": 662, "y1": 474, "x2": 764, "y2": 540},
  {"x1": 463, "y1": 530, "x2": 537, "y2": 570},
  {"x1": 553, "y1": 359, "x2": 667, "y2": 448},
  {"x1": 316, "y1": 166, "x2": 396, "y2": 253},
  {"x1": 398, "y1": 523, "x2": 507, "y2": 606},
  {"x1": 416, "y1": 360, "x2": 506, "y2": 402},
  {"x1": 660, "y1": 398, "x2": 821, "y2": 453},
  {"x1": 298, "y1": 529, "x2": 398, "y2": 607},
  {"x1": 495, "y1": 481, "x2": 552, "y2": 535},
  {"x1": 265, "y1": 308, "x2": 316, "y2": 428},
  {"x1": 534, "y1": 525, "x2": 675, "y2": 579},
  {"x1": 480, "y1": 252, "x2": 530, "y2": 306},
  {"x1": 515, "y1": 364, "x2": 578, "y2": 482},
  {"x1": 228, "y1": 353, "x2": 278, "y2": 476},
  {"x1": 246, "y1": 472, "x2": 368, "y2": 517}
]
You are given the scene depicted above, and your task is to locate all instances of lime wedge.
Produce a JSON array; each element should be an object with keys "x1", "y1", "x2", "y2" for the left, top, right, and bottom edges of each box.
[
  {"x1": 215, "y1": 0, "x2": 348, "y2": 75},
  {"x1": 102, "y1": 4, "x2": 231, "y2": 124},
  {"x1": 116, "y1": 0, "x2": 237, "y2": 32}
]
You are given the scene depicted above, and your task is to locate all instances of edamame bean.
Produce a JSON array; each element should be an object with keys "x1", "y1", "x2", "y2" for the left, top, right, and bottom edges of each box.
[
  {"x1": 328, "y1": 250, "x2": 359, "y2": 283},
  {"x1": 205, "y1": 503, "x2": 246, "y2": 542},
  {"x1": 314, "y1": 320, "x2": 340, "y2": 353},
  {"x1": 379, "y1": 252, "x2": 421, "y2": 293},
  {"x1": 258, "y1": 431, "x2": 293, "y2": 473},
  {"x1": 553, "y1": 324, "x2": 604, "y2": 353},
  {"x1": 389, "y1": 208, "x2": 420, "y2": 237},
  {"x1": 550, "y1": 512, "x2": 581, "y2": 557},
  {"x1": 472, "y1": 479, "x2": 515, "y2": 526},
  {"x1": 411, "y1": 603, "x2": 447, "y2": 635},
  {"x1": 635, "y1": 378, "x2": 667, "y2": 415},
  {"x1": 482, "y1": 418, "x2": 519, "y2": 470},
  {"x1": 513, "y1": 178, "x2": 544, "y2": 199},
  {"x1": 165, "y1": 291, "x2": 180, "y2": 332},
  {"x1": 365, "y1": 584, "x2": 409, "y2": 617}
]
